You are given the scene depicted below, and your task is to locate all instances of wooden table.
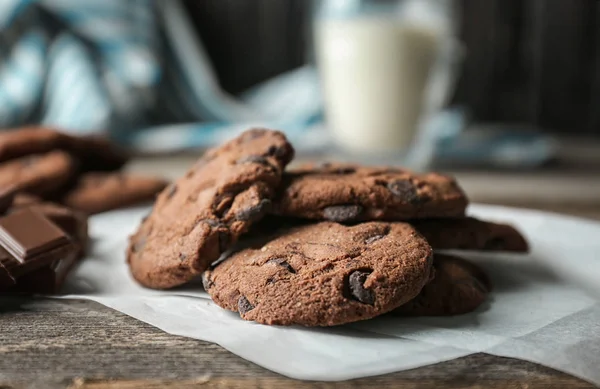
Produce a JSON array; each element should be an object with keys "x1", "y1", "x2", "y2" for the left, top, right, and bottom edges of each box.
[{"x1": 1, "y1": 155, "x2": 600, "y2": 389}]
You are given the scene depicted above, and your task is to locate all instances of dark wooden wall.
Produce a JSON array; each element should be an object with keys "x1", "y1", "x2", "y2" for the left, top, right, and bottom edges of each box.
[{"x1": 183, "y1": 0, "x2": 600, "y2": 136}]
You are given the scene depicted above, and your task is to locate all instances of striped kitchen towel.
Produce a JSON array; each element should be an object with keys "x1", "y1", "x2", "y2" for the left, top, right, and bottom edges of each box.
[{"x1": 0, "y1": 0, "x2": 324, "y2": 152}]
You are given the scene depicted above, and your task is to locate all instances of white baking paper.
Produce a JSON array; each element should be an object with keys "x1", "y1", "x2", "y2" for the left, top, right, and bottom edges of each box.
[{"x1": 59, "y1": 204, "x2": 600, "y2": 384}]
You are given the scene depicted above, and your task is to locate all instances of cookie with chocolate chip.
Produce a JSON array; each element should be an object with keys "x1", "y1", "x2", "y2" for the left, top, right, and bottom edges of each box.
[
  {"x1": 127, "y1": 129, "x2": 295, "y2": 289},
  {"x1": 412, "y1": 217, "x2": 529, "y2": 252},
  {"x1": 204, "y1": 221, "x2": 433, "y2": 326},
  {"x1": 393, "y1": 254, "x2": 490, "y2": 316},
  {"x1": 0, "y1": 151, "x2": 78, "y2": 196},
  {"x1": 61, "y1": 172, "x2": 168, "y2": 214},
  {"x1": 274, "y1": 163, "x2": 468, "y2": 223}
]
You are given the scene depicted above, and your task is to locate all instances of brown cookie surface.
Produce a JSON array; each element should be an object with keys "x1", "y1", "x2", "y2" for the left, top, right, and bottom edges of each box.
[
  {"x1": 393, "y1": 254, "x2": 490, "y2": 316},
  {"x1": 61, "y1": 173, "x2": 168, "y2": 214},
  {"x1": 0, "y1": 151, "x2": 77, "y2": 196},
  {"x1": 0, "y1": 126, "x2": 128, "y2": 171},
  {"x1": 127, "y1": 129, "x2": 295, "y2": 289},
  {"x1": 204, "y1": 221, "x2": 433, "y2": 326},
  {"x1": 275, "y1": 163, "x2": 468, "y2": 222},
  {"x1": 412, "y1": 217, "x2": 529, "y2": 252}
]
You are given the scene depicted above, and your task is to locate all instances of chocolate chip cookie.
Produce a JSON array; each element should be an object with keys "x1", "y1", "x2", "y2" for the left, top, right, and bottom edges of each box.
[
  {"x1": 0, "y1": 151, "x2": 77, "y2": 196},
  {"x1": 275, "y1": 163, "x2": 468, "y2": 222},
  {"x1": 412, "y1": 217, "x2": 529, "y2": 252},
  {"x1": 0, "y1": 126, "x2": 128, "y2": 171},
  {"x1": 127, "y1": 129, "x2": 295, "y2": 289},
  {"x1": 61, "y1": 173, "x2": 168, "y2": 214},
  {"x1": 204, "y1": 221, "x2": 433, "y2": 326},
  {"x1": 393, "y1": 254, "x2": 490, "y2": 316}
]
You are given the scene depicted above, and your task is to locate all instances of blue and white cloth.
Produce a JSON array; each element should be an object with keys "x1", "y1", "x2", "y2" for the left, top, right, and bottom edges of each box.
[{"x1": 0, "y1": 0, "x2": 324, "y2": 152}]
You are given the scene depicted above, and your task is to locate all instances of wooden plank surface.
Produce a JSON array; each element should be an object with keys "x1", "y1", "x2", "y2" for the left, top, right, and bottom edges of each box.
[{"x1": 0, "y1": 298, "x2": 596, "y2": 389}]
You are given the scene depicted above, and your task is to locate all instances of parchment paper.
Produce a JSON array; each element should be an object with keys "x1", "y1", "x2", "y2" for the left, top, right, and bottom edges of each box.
[{"x1": 60, "y1": 204, "x2": 600, "y2": 384}]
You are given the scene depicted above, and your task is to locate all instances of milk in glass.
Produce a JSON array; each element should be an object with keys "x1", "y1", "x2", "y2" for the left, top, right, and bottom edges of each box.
[{"x1": 315, "y1": 2, "x2": 446, "y2": 155}]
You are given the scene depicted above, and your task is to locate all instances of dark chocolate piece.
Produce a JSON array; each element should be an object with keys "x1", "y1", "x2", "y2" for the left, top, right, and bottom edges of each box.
[
  {"x1": 0, "y1": 255, "x2": 16, "y2": 290},
  {"x1": 10, "y1": 249, "x2": 78, "y2": 294},
  {"x1": 0, "y1": 209, "x2": 70, "y2": 261}
]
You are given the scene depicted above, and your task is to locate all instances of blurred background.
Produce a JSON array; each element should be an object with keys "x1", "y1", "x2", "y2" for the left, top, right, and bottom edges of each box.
[{"x1": 1, "y1": 0, "x2": 599, "y2": 216}]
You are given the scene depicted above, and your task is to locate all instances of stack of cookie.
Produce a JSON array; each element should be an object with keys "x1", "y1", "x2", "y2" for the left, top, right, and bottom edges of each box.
[
  {"x1": 0, "y1": 127, "x2": 168, "y2": 215},
  {"x1": 128, "y1": 129, "x2": 528, "y2": 326},
  {"x1": 0, "y1": 126, "x2": 168, "y2": 294}
]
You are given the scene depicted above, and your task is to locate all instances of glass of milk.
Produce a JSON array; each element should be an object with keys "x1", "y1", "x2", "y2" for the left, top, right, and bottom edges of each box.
[{"x1": 314, "y1": 0, "x2": 461, "y2": 164}]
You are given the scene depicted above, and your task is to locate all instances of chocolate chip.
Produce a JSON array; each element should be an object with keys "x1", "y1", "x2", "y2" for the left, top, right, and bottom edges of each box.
[
  {"x1": 132, "y1": 235, "x2": 147, "y2": 253},
  {"x1": 348, "y1": 270, "x2": 375, "y2": 305},
  {"x1": 365, "y1": 235, "x2": 385, "y2": 244},
  {"x1": 484, "y1": 237, "x2": 506, "y2": 250},
  {"x1": 204, "y1": 219, "x2": 221, "y2": 228},
  {"x1": 323, "y1": 205, "x2": 363, "y2": 222},
  {"x1": 387, "y1": 180, "x2": 421, "y2": 204},
  {"x1": 266, "y1": 145, "x2": 288, "y2": 159},
  {"x1": 218, "y1": 230, "x2": 230, "y2": 253},
  {"x1": 178, "y1": 253, "x2": 187, "y2": 262},
  {"x1": 266, "y1": 258, "x2": 296, "y2": 273},
  {"x1": 166, "y1": 184, "x2": 177, "y2": 199},
  {"x1": 235, "y1": 199, "x2": 272, "y2": 222},
  {"x1": 201, "y1": 273, "x2": 213, "y2": 290},
  {"x1": 236, "y1": 155, "x2": 273, "y2": 168},
  {"x1": 238, "y1": 296, "x2": 254, "y2": 314}
]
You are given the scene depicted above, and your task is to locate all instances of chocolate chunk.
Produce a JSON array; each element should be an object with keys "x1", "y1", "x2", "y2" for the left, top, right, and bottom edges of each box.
[
  {"x1": 323, "y1": 205, "x2": 363, "y2": 222},
  {"x1": 365, "y1": 235, "x2": 385, "y2": 244},
  {"x1": 266, "y1": 258, "x2": 295, "y2": 273},
  {"x1": 0, "y1": 258, "x2": 16, "y2": 290},
  {"x1": 386, "y1": 180, "x2": 422, "y2": 205},
  {"x1": 235, "y1": 199, "x2": 272, "y2": 222},
  {"x1": 236, "y1": 155, "x2": 272, "y2": 168},
  {"x1": 348, "y1": 271, "x2": 375, "y2": 305},
  {"x1": 387, "y1": 180, "x2": 420, "y2": 204},
  {"x1": 238, "y1": 295, "x2": 254, "y2": 314},
  {"x1": 218, "y1": 231, "x2": 230, "y2": 253},
  {"x1": 204, "y1": 219, "x2": 221, "y2": 228},
  {"x1": 166, "y1": 184, "x2": 177, "y2": 199},
  {"x1": 10, "y1": 251, "x2": 78, "y2": 294},
  {"x1": 0, "y1": 209, "x2": 78, "y2": 288},
  {"x1": 0, "y1": 209, "x2": 70, "y2": 261},
  {"x1": 201, "y1": 273, "x2": 213, "y2": 290},
  {"x1": 266, "y1": 145, "x2": 287, "y2": 158}
]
